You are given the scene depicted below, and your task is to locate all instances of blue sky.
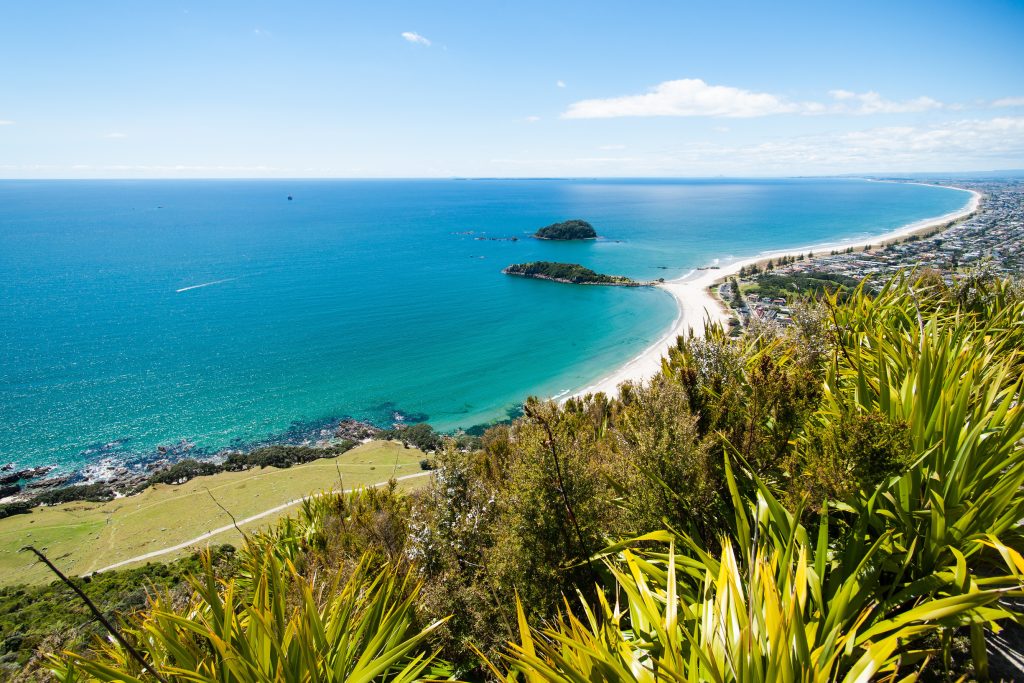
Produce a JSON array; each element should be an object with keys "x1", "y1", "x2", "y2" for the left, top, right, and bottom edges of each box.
[{"x1": 2, "y1": 1, "x2": 1023, "y2": 177}]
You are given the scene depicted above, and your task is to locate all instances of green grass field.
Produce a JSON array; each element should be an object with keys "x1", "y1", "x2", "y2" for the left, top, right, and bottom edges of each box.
[{"x1": 0, "y1": 441, "x2": 428, "y2": 586}]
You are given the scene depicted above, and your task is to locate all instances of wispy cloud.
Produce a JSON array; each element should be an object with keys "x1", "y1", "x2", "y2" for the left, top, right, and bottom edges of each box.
[
  {"x1": 563, "y1": 78, "x2": 813, "y2": 119},
  {"x1": 562, "y1": 78, "x2": 953, "y2": 119},
  {"x1": 828, "y1": 90, "x2": 943, "y2": 114},
  {"x1": 993, "y1": 96, "x2": 1024, "y2": 108},
  {"x1": 598, "y1": 144, "x2": 626, "y2": 150},
  {"x1": 103, "y1": 132, "x2": 127, "y2": 139},
  {"x1": 556, "y1": 80, "x2": 566, "y2": 88},
  {"x1": 693, "y1": 117, "x2": 1024, "y2": 170},
  {"x1": 525, "y1": 115, "x2": 541, "y2": 123},
  {"x1": 492, "y1": 117, "x2": 1024, "y2": 174},
  {"x1": 401, "y1": 31, "x2": 431, "y2": 46},
  {"x1": 0, "y1": 120, "x2": 14, "y2": 125}
]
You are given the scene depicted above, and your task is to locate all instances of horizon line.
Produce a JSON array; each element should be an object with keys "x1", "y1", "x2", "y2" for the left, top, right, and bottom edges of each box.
[{"x1": 1, "y1": 169, "x2": 1022, "y2": 182}]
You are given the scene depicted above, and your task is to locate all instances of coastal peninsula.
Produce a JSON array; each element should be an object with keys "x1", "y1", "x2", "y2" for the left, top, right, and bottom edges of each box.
[
  {"x1": 573, "y1": 181, "x2": 987, "y2": 399},
  {"x1": 533, "y1": 219, "x2": 597, "y2": 240},
  {"x1": 503, "y1": 261, "x2": 651, "y2": 286}
]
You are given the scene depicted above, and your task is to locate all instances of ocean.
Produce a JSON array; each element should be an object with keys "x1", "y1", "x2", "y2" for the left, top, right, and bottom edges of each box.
[{"x1": 0, "y1": 178, "x2": 971, "y2": 472}]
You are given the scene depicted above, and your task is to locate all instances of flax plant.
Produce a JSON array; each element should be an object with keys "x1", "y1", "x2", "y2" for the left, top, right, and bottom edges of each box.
[
  {"x1": 820, "y1": 275, "x2": 1024, "y2": 594},
  {"x1": 494, "y1": 468, "x2": 1019, "y2": 682},
  {"x1": 50, "y1": 550, "x2": 449, "y2": 682}
]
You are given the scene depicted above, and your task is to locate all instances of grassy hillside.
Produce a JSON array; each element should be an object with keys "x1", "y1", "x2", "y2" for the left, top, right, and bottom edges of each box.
[{"x1": 0, "y1": 441, "x2": 426, "y2": 585}]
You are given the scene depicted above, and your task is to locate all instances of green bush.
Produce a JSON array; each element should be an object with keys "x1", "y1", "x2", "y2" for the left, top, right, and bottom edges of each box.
[
  {"x1": 145, "y1": 458, "x2": 221, "y2": 486},
  {"x1": 32, "y1": 483, "x2": 114, "y2": 505}
]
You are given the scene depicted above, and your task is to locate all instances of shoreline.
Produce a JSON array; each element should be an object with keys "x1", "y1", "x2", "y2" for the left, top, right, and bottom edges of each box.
[{"x1": 571, "y1": 184, "x2": 982, "y2": 399}]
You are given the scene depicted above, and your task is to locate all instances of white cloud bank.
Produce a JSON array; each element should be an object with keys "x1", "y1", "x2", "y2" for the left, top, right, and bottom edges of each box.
[
  {"x1": 563, "y1": 78, "x2": 815, "y2": 118},
  {"x1": 401, "y1": 31, "x2": 431, "y2": 46},
  {"x1": 828, "y1": 90, "x2": 943, "y2": 114},
  {"x1": 710, "y1": 116, "x2": 1024, "y2": 171},
  {"x1": 993, "y1": 96, "x2": 1024, "y2": 108},
  {"x1": 562, "y1": 79, "x2": 958, "y2": 119},
  {"x1": 493, "y1": 116, "x2": 1024, "y2": 175}
]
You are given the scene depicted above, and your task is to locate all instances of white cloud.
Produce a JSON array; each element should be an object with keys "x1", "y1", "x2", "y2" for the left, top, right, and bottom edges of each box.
[
  {"x1": 401, "y1": 31, "x2": 431, "y2": 46},
  {"x1": 993, "y1": 96, "x2": 1024, "y2": 108},
  {"x1": 556, "y1": 80, "x2": 566, "y2": 88},
  {"x1": 253, "y1": 28, "x2": 270, "y2": 37},
  {"x1": 525, "y1": 115, "x2": 541, "y2": 123},
  {"x1": 0, "y1": 120, "x2": 14, "y2": 125},
  {"x1": 490, "y1": 117, "x2": 1024, "y2": 175},
  {"x1": 713, "y1": 125, "x2": 730, "y2": 133},
  {"x1": 562, "y1": 78, "x2": 952, "y2": 119},
  {"x1": 827, "y1": 89, "x2": 944, "y2": 114},
  {"x1": 706, "y1": 116, "x2": 1024, "y2": 171},
  {"x1": 562, "y1": 78, "x2": 810, "y2": 119}
]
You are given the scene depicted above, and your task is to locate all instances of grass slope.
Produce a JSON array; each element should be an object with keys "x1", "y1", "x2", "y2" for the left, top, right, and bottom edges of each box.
[{"x1": 0, "y1": 441, "x2": 426, "y2": 585}]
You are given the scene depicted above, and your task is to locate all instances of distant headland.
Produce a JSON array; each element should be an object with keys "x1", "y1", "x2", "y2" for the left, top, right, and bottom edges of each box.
[
  {"x1": 533, "y1": 219, "x2": 598, "y2": 240},
  {"x1": 503, "y1": 261, "x2": 658, "y2": 286}
]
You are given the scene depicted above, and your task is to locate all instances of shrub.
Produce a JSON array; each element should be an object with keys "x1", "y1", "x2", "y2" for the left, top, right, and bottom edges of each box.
[
  {"x1": 0, "y1": 502, "x2": 32, "y2": 520},
  {"x1": 32, "y1": 483, "x2": 114, "y2": 505},
  {"x1": 145, "y1": 458, "x2": 221, "y2": 486}
]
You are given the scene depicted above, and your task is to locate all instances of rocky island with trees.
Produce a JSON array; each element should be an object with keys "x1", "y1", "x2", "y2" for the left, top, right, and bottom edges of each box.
[
  {"x1": 503, "y1": 261, "x2": 653, "y2": 286},
  {"x1": 533, "y1": 219, "x2": 598, "y2": 240}
]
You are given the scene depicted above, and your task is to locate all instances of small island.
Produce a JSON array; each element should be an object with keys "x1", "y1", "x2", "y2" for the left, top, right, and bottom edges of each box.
[
  {"x1": 503, "y1": 261, "x2": 655, "y2": 286},
  {"x1": 533, "y1": 219, "x2": 598, "y2": 240}
]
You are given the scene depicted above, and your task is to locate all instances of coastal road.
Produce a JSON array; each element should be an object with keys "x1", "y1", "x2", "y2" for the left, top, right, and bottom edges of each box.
[{"x1": 88, "y1": 470, "x2": 432, "y2": 575}]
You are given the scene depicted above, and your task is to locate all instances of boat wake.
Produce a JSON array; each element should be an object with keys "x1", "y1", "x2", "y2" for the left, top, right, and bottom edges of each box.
[{"x1": 176, "y1": 277, "x2": 239, "y2": 293}]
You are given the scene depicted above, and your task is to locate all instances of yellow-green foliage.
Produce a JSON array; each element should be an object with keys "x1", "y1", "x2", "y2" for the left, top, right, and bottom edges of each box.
[
  {"x1": 493, "y1": 273, "x2": 1024, "y2": 681},
  {"x1": 498, "y1": 527, "x2": 1016, "y2": 682},
  {"x1": 51, "y1": 548, "x2": 449, "y2": 682}
]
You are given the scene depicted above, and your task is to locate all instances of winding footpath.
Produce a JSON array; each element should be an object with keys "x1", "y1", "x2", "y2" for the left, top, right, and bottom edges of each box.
[{"x1": 89, "y1": 470, "x2": 432, "y2": 575}]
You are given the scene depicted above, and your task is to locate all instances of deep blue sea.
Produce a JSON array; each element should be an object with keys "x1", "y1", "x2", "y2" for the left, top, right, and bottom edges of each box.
[{"x1": 0, "y1": 178, "x2": 970, "y2": 472}]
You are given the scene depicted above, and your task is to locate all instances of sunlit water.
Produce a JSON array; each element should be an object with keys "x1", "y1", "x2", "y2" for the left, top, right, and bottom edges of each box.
[{"x1": 0, "y1": 178, "x2": 970, "y2": 471}]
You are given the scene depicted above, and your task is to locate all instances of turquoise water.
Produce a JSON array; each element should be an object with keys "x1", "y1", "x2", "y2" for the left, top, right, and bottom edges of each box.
[{"x1": 0, "y1": 179, "x2": 970, "y2": 471}]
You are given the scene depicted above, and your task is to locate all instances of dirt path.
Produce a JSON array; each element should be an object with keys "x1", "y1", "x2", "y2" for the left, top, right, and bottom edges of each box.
[{"x1": 88, "y1": 470, "x2": 432, "y2": 575}]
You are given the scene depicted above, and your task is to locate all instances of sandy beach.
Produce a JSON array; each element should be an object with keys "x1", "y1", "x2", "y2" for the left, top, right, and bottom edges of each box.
[{"x1": 572, "y1": 185, "x2": 982, "y2": 399}]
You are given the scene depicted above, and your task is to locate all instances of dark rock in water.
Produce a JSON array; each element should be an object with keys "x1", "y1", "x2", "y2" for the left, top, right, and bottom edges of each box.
[
  {"x1": 26, "y1": 474, "x2": 73, "y2": 490},
  {"x1": 25, "y1": 465, "x2": 54, "y2": 479},
  {"x1": 335, "y1": 418, "x2": 380, "y2": 441},
  {"x1": 0, "y1": 484, "x2": 20, "y2": 499},
  {"x1": 1, "y1": 463, "x2": 12, "y2": 472},
  {"x1": 0, "y1": 465, "x2": 54, "y2": 486}
]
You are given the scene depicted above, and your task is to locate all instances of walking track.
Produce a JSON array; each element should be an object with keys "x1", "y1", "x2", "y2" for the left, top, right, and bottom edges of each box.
[{"x1": 89, "y1": 470, "x2": 432, "y2": 575}]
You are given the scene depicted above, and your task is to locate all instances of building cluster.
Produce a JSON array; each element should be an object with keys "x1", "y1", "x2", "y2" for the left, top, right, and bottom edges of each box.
[
  {"x1": 774, "y1": 179, "x2": 1023, "y2": 280},
  {"x1": 730, "y1": 178, "x2": 1024, "y2": 326}
]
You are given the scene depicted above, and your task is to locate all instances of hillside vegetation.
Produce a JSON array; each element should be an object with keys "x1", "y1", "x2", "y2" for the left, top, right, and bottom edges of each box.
[
  {"x1": 0, "y1": 441, "x2": 425, "y2": 586},
  {"x1": 13, "y1": 272, "x2": 1024, "y2": 682}
]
